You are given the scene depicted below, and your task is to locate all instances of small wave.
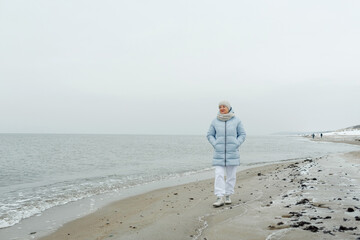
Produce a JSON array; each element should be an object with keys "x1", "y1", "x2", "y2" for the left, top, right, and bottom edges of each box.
[{"x1": 0, "y1": 167, "x2": 213, "y2": 229}]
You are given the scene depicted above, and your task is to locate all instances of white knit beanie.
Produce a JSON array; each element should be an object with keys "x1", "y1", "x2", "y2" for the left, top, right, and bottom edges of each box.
[{"x1": 218, "y1": 100, "x2": 231, "y2": 110}]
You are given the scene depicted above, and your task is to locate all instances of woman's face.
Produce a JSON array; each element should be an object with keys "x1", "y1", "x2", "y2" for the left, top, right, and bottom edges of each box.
[{"x1": 219, "y1": 105, "x2": 229, "y2": 114}]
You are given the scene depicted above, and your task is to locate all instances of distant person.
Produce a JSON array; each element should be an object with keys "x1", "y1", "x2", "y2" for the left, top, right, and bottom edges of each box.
[
  {"x1": 207, "y1": 101, "x2": 246, "y2": 207},
  {"x1": 312, "y1": 133, "x2": 315, "y2": 139},
  {"x1": 321, "y1": 133, "x2": 323, "y2": 138}
]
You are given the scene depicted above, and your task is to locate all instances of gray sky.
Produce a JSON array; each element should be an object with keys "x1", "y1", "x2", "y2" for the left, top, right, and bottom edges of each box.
[{"x1": 1, "y1": 0, "x2": 359, "y2": 135}]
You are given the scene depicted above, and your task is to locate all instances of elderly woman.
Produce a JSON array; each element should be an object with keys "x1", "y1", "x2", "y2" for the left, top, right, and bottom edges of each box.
[{"x1": 207, "y1": 101, "x2": 246, "y2": 207}]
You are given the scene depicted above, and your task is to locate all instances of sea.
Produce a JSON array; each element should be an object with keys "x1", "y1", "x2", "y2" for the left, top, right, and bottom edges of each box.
[{"x1": 0, "y1": 134, "x2": 359, "y2": 239}]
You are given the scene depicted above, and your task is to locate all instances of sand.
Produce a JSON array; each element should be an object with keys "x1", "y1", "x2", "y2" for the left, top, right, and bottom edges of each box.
[{"x1": 34, "y1": 136, "x2": 360, "y2": 240}]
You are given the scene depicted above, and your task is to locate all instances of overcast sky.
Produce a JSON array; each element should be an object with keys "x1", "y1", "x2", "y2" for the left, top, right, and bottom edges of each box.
[{"x1": 1, "y1": 0, "x2": 359, "y2": 135}]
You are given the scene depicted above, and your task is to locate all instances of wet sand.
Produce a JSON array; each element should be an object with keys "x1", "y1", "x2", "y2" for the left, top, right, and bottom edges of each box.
[{"x1": 36, "y1": 145, "x2": 360, "y2": 239}]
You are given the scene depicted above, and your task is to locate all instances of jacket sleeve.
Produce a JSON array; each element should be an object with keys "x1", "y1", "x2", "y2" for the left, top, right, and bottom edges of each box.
[
  {"x1": 237, "y1": 120, "x2": 246, "y2": 145},
  {"x1": 207, "y1": 122, "x2": 217, "y2": 147}
]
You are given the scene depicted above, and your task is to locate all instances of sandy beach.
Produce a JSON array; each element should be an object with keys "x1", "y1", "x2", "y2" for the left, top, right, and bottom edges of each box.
[{"x1": 34, "y1": 136, "x2": 360, "y2": 240}]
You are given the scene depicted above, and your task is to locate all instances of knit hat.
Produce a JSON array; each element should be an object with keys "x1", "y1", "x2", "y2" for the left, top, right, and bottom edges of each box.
[{"x1": 218, "y1": 100, "x2": 231, "y2": 110}]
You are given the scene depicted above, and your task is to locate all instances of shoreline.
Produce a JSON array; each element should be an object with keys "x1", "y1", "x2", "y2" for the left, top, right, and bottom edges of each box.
[
  {"x1": 2, "y1": 136, "x2": 359, "y2": 240},
  {"x1": 40, "y1": 152, "x2": 360, "y2": 239},
  {"x1": 306, "y1": 134, "x2": 360, "y2": 147}
]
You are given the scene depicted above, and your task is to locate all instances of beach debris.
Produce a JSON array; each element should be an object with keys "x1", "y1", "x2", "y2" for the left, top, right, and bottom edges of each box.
[
  {"x1": 30, "y1": 232, "x2": 36, "y2": 235},
  {"x1": 303, "y1": 225, "x2": 319, "y2": 232},
  {"x1": 355, "y1": 216, "x2": 360, "y2": 221},
  {"x1": 173, "y1": 192, "x2": 178, "y2": 195},
  {"x1": 296, "y1": 198, "x2": 310, "y2": 205},
  {"x1": 257, "y1": 172, "x2": 262, "y2": 176},
  {"x1": 312, "y1": 202, "x2": 328, "y2": 208},
  {"x1": 323, "y1": 230, "x2": 335, "y2": 236},
  {"x1": 289, "y1": 212, "x2": 303, "y2": 218},
  {"x1": 291, "y1": 221, "x2": 310, "y2": 228},
  {"x1": 268, "y1": 224, "x2": 290, "y2": 230},
  {"x1": 189, "y1": 197, "x2": 194, "y2": 200},
  {"x1": 338, "y1": 225, "x2": 357, "y2": 232}
]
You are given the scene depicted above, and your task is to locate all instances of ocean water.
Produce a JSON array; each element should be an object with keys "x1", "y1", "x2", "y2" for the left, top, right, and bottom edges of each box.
[{"x1": 0, "y1": 134, "x2": 359, "y2": 230}]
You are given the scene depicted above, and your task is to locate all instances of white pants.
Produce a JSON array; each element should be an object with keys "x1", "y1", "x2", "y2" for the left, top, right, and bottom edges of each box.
[{"x1": 214, "y1": 166, "x2": 237, "y2": 197}]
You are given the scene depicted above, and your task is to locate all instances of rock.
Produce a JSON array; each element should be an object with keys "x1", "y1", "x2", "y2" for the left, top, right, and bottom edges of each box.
[
  {"x1": 347, "y1": 207, "x2": 355, "y2": 212},
  {"x1": 30, "y1": 232, "x2": 36, "y2": 235},
  {"x1": 303, "y1": 225, "x2": 319, "y2": 232},
  {"x1": 296, "y1": 199, "x2": 310, "y2": 205},
  {"x1": 291, "y1": 221, "x2": 310, "y2": 227},
  {"x1": 355, "y1": 216, "x2": 360, "y2": 221},
  {"x1": 339, "y1": 225, "x2": 357, "y2": 232},
  {"x1": 289, "y1": 212, "x2": 303, "y2": 217}
]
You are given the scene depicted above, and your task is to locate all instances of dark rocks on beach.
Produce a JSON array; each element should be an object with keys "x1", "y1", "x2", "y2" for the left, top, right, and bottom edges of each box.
[
  {"x1": 347, "y1": 207, "x2": 355, "y2": 212},
  {"x1": 257, "y1": 173, "x2": 262, "y2": 176},
  {"x1": 292, "y1": 221, "x2": 311, "y2": 227},
  {"x1": 303, "y1": 225, "x2": 319, "y2": 232},
  {"x1": 296, "y1": 198, "x2": 310, "y2": 205},
  {"x1": 30, "y1": 232, "x2": 36, "y2": 235},
  {"x1": 339, "y1": 225, "x2": 357, "y2": 232},
  {"x1": 355, "y1": 216, "x2": 360, "y2": 221},
  {"x1": 289, "y1": 212, "x2": 303, "y2": 218}
]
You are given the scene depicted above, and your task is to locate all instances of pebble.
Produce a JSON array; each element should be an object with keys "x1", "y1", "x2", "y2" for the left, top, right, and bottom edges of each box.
[
  {"x1": 303, "y1": 225, "x2": 319, "y2": 232},
  {"x1": 347, "y1": 207, "x2": 355, "y2": 212}
]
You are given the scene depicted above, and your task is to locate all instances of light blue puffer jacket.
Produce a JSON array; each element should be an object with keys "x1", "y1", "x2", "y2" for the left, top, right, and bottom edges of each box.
[{"x1": 207, "y1": 115, "x2": 246, "y2": 166}]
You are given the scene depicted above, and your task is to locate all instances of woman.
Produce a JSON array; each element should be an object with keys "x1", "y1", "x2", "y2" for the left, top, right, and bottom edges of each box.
[{"x1": 207, "y1": 101, "x2": 246, "y2": 207}]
